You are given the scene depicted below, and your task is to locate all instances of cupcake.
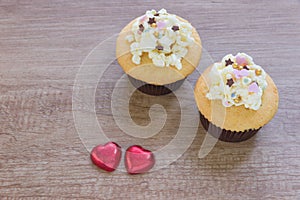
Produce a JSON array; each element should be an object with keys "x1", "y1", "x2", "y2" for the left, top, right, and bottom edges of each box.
[
  {"x1": 116, "y1": 9, "x2": 202, "y2": 95},
  {"x1": 194, "y1": 53, "x2": 279, "y2": 142}
]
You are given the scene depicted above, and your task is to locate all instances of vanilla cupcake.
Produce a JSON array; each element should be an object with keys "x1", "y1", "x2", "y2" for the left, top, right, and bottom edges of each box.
[
  {"x1": 116, "y1": 9, "x2": 202, "y2": 95},
  {"x1": 194, "y1": 53, "x2": 279, "y2": 142}
]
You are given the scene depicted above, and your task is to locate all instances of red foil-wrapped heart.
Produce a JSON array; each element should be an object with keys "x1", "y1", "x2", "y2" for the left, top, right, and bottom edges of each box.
[
  {"x1": 90, "y1": 142, "x2": 122, "y2": 172},
  {"x1": 125, "y1": 145, "x2": 155, "y2": 174}
]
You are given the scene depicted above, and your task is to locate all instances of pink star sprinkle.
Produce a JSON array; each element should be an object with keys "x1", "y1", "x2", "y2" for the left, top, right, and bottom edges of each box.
[{"x1": 248, "y1": 82, "x2": 259, "y2": 93}]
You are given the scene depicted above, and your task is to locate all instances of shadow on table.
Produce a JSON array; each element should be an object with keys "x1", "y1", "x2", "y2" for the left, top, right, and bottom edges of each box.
[{"x1": 189, "y1": 124, "x2": 258, "y2": 173}]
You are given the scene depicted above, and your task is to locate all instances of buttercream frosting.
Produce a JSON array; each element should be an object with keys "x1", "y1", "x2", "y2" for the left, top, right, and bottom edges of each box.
[
  {"x1": 206, "y1": 53, "x2": 268, "y2": 110},
  {"x1": 126, "y1": 9, "x2": 195, "y2": 70}
]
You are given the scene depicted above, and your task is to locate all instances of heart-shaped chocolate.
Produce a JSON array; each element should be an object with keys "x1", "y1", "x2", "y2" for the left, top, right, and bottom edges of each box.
[
  {"x1": 125, "y1": 145, "x2": 155, "y2": 174},
  {"x1": 90, "y1": 142, "x2": 122, "y2": 172}
]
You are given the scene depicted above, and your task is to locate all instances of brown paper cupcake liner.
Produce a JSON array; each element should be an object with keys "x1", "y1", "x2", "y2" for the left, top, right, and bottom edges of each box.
[
  {"x1": 127, "y1": 75, "x2": 185, "y2": 96},
  {"x1": 199, "y1": 112, "x2": 260, "y2": 142}
]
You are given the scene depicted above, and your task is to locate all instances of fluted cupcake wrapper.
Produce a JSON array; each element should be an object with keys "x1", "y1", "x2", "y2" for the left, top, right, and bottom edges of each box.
[
  {"x1": 127, "y1": 75, "x2": 186, "y2": 96},
  {"x1": 199, "y1": 112, "x2": 260, "y2": 142}
]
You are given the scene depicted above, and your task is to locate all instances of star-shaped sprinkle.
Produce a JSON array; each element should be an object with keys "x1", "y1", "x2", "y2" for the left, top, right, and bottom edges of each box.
[
  {"x1": 156, "y1": 45, "x2": 164, "y2": 51},
  {"x1": 139, "y1": 24, "x2": 144, "y2": 32},
  {"x1": 172, "y1": 25, "x2": 180, "y2": 32},
  {"x1": 148, "y1": 17, "x2": 156, "y2": 24},
  {"x1": 226, "y1": 78, "x2": 234, "y2": 87},
  {"x1": 154, "y1": 13, "x2": 159, "y2": 16},
  {"x1": 225, "y1": 59, "x2": 234, "y2": 66}
]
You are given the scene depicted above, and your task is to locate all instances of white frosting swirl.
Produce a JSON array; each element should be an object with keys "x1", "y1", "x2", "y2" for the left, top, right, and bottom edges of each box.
[
  {"x1": 206, "y1": 53, "x2": 268, "y2": 110},
  {"x1": 126, "y1": 9, "x2": 195, "y2": 70}
]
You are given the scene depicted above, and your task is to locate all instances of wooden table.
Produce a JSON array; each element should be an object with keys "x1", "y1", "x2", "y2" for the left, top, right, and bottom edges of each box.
[{"x1": 1, "y1": 0, "x2": 299, "y2": 199}]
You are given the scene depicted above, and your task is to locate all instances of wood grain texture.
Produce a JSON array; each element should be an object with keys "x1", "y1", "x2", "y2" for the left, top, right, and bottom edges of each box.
[{"x1": 0, "y1": 0, "x2": 299, "y2": 199}]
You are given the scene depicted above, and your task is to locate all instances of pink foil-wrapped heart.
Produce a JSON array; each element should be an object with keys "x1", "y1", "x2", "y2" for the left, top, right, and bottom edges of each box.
[
  {"x1": 90, "y1": 142, "x2": 122, "y2": 172},
  {"x1": 157, "y1": 21, "x2": 166, "y2": 29},
  {"x1": 234, "y1": 69, "x2": 249, "y2": 79},
  {"x1": 248, "y1": 82, "x2": 259, "y2": 93},
  {"x1": 125, "y1": 145, "x2": 155, "y2": 174},
  {"x1": 236, "y1": 55, "x2": 248, "y2": 66}
]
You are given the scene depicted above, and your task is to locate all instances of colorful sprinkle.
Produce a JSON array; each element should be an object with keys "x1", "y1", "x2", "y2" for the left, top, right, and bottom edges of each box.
[
  {"x1": 248, "y1": 82, "x2": 259, "y2": 93},
  {"x1": 236, "y1": 55, "x2": 248, "y2": 66},
  {"x1": 234, "y1": 96, "x2": 242, "y2": 103},
  {"x1": 225, "y1": 58, "x2": 234, "y2": 66},
  {"x1": 154, "y1": 13, "x2": 160, "y2": 16},
  {"x1": 151, "y1": 23, "x2": 157, "y2": 28},
  {"x1": 255, "y1": 69, "x2": 262, "y2": 76},
  {"x1": 172, "y1": 25, "x2": 180, "y2": 32},
  {"x1": 139, "y1": 24, "x2": 144, "y2": 32},
  {"x1": 156, "y1": 45, "x2": 164, "y2": 51},
  {"x1": 240, "y1": 69, "x2": 249, "y2": 76},
  {"x1": 224, "y1": 101, "x2": 231, "y2": 106},
  {"x1": 242, "y1": 77, "x2": 251, "y2": 85},
  {"x1": 157, "y1": 21, "x2": 166, "y2": 29},
  {"x1": 231, "y1": 93, "x2": 236, "y2": 98},
  {"x1": 226, "y1": 78, "x2": 234, "y2": 87},
  {"x1": 232, "y1": 63, "x2": 239, "y2": 69},
  {"x1": 243, "y1": 66, "x2": 249, "y2": 70},
  {"x1": 234, "y1": 69, "x2": 249, "y2": 79},
  {"x1": 148, "y1": 17, "x2": 156, "y2": 24}
]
